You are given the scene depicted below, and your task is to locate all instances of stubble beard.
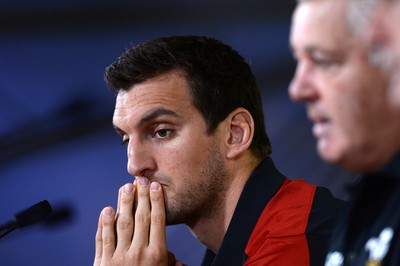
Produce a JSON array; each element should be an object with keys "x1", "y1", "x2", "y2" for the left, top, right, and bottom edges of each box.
[{"x1": 164, "y1": 143, "x2": 229, "y2": 226}]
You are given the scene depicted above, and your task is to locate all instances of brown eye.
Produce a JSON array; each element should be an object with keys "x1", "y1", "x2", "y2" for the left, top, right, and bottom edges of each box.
[{"x1": 155, "y1": 129, "x2": 171, "y2": 139}]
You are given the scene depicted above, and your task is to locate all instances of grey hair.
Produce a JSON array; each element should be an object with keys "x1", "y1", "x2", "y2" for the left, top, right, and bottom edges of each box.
[
  {"x1": 347, "y1": 0, "x2": 392, "y2": 69},
  {"x1": 295, "y1": 0, "x2": 387, "y2": 68},
  {"x1": 347, "y1": 0, "x2": 379, "y2": 36},
  {"x1": 296, "y1": 0, "x2": 378, "y2": 35}
]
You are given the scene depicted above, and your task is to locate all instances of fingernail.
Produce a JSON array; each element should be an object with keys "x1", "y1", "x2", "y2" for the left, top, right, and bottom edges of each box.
[
  {"x1": 151, "y1": 182, "x2": 160, "y2": 191},
  {"x1": 139, "y1": 177, "x2": 149, "y2": 187},
  {"x1": 124, "y1": 183, "x2": 133, "y2": 193},
  {"x1": 103, "y1": 207, "x2": 114, "y2": 217}
]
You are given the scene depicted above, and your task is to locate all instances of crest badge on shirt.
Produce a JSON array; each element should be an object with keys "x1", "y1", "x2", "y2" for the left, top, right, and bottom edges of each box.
[
  {"x1": 325, "y1": 227, "x2": 394, "y2": 266},
  {"x1": 325, "y1": 251, "x2": 344, "y2": 266},
  {"x1": 365, "y1": 227, "x2": 393, "y2": 266}
]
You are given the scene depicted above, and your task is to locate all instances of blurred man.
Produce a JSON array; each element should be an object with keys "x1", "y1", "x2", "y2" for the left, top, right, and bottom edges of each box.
[
  {"x1": 290, "y1": 0, "x2": 400, "y2": 265},
  {"x1": 94, "y1": 35, "x2": 345, "y2": 266}
]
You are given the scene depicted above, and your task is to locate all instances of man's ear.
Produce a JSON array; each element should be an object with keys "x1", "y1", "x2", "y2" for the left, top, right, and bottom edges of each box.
[{"x1": 225, "y1": 108, "x2": 254, "y2": 159}]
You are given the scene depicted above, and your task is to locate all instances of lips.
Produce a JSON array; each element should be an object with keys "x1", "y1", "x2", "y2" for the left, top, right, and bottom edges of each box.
[
  {"x1": 308, "y1": 110, "x2": 331, "y2": 139},
  {"x1": 312, "y1": 121, "x2": 331, "y2": 139}
]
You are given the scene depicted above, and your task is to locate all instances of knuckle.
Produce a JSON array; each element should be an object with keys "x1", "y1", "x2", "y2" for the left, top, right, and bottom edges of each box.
[
  {"x1": 116, "y1": 216, "x2": 133, "y2": 231},
  {"x1": 121, "y1": 194, "x2": 133, "y2": 204},
  {"x1": 111, "y1": 256, "x2": 127, "y2": 266},
  {"x1": 128, "y1": 248, "x2": 145, "y2": 262},
  {"x1": 150, "y1": 193, "x2": 163, "y2": 202},
  {"x1": 151, "y1": 213, "x2": 165, "y2": 226},
  {"x1": 102, "y1": 234, "x2": 114, "y2": 246},
  {"x1": 135, "y1": 212, "x2": 151, "y2": 224},
  {"x1": 149, "y1": 247, "x2": 167, "y2": 264},
  {"x1": 137, "y1": 190, "x2": 149, "y2": 198}
]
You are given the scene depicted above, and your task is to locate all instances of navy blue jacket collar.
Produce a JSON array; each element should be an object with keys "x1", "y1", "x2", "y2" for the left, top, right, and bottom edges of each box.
[{"x1": 201, "y1": 157, "x2": 286, "y2": 266}]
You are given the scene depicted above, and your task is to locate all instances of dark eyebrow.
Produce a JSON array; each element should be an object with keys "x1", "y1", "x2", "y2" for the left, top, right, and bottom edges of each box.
[
  {"x1": 137, "y1": 108, "x2": 180, "y2": 128},
  {"x1": 112, "y1": 108, "x2": 180, "y2": 134}
]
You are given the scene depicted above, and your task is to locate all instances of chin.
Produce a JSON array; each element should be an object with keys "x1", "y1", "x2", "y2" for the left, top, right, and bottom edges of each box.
[
  {"x1": 321, "y1": 149, "x2": 366, "y2": 173},
  {"x1": 319, "y1": 151, "x2": 340, "y2": 165},
  {"x1": 317, "y1": 142, "x2": 344, "y2": 165}
]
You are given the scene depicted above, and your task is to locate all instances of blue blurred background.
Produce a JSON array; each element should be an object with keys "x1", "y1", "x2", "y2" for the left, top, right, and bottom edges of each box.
[{"x1": 0, "y1": 1, "x2": 358, "y2": 265}]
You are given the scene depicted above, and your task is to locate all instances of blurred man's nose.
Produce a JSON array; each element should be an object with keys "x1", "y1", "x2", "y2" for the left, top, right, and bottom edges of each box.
[{"x1": 289, "y1": 62, "x2": 318, "y2": 103}]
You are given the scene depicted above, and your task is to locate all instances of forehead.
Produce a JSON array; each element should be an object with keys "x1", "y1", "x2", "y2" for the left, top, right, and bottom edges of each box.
[
  {"x1": 291, "y1": 0, "x2": 351, "y2": 51},
  {"x1": 113, "y1": 71, "x2": 195, "y2": 125}
]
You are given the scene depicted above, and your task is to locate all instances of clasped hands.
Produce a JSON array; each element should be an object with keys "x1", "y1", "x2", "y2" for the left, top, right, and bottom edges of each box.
[{"x1": 94, "y1": 177, "x2": 185, "y2": 266}]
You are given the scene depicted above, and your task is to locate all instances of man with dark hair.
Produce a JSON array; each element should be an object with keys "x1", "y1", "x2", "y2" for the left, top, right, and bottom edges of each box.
[
  {"x1": 290, "y1": 0, "x2": 400, "y2": 265},
  {"x1": 94, "y1": 35, "x2": 344, "y2": 266}
]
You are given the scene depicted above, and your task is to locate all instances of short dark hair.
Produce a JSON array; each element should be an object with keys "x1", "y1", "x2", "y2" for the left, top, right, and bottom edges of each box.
[{"x1": 105, "y1": 35, "x2": 271, "y2": 158}]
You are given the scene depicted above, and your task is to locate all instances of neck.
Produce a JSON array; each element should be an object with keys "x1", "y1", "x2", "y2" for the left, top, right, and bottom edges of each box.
[
  {"x1": 186, "y1": 157, "x2": 260, "y2": 254},
  {"x1": 349, "y1": 143, "x2": 400, "y2": 174}
]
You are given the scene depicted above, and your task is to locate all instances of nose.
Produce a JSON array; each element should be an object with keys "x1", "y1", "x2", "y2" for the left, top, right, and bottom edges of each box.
[
  {"x1": 126, "y1": 141, "x2": 156, "y2": 177},
  {"x1": 288, "y1": 61, "x2": 318, "y2": 103}
]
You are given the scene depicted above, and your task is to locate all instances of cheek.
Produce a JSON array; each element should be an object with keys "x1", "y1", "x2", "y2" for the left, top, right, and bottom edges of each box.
[
  {"x1": 163, "y1": 140, "x2": 205, "y2": 175},
  {"x1": 325, "y1": 86, "x2": 362, "y2": 141},
  {"x1": 333, "y1": 89, "x2": 378, "y2": 149}
]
